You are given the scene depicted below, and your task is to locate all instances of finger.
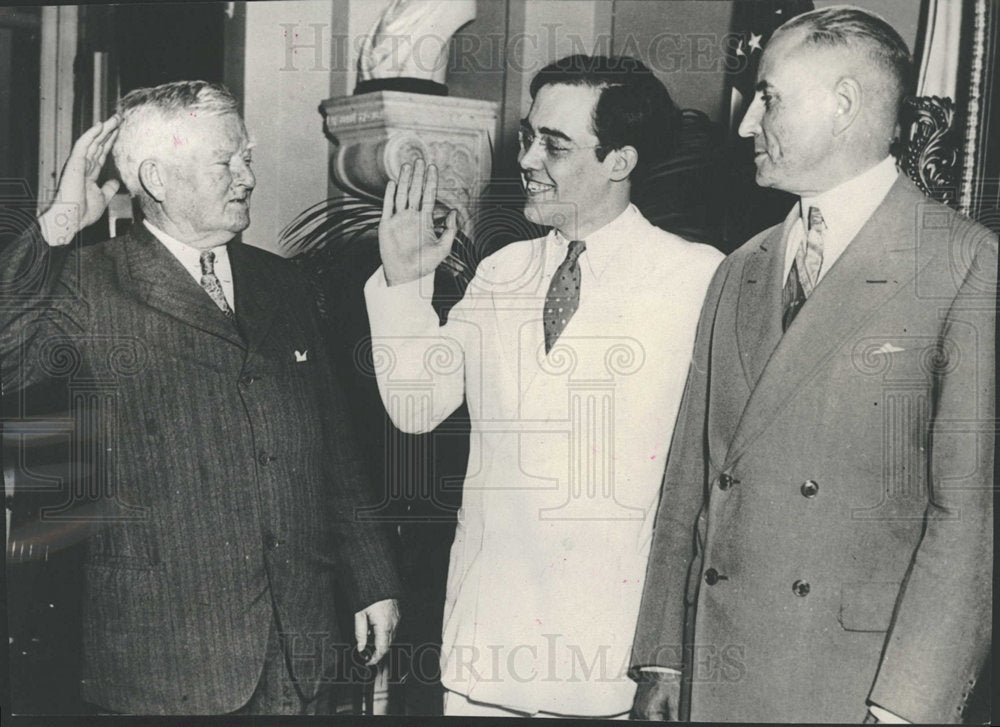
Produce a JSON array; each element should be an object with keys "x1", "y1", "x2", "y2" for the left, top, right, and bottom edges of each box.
[
  {"x1": 72, "y1": 120, "x2": 108, "y2": 161},
  {"x1": 94, "y1": 126, "x2": 120, "y2": 169},
  {"x1": 394, "y1": 163, "x2": 412, "y2": 211},
  {"x1": 85, "y1": 128, "x2": 119, "y2": 182},
  {"x1": 421, "y1": 164, "x2": 438, "y2": 215},
  {"x1": 83, "y1": 117, "x2": 117, "y2": 166},
  {"x1": 367, "y1": 620, "x2": 391, "y2": 665},
  {"x1": 100, "y1": 179, "x2": 121, "y2": 206},
  {"x1": 354, "y1": 611, "x2": 368, "y2": 652},
  {"x1": 407, "y1": 158, "x2": 426, "y2": 210},
  {"x1": 382, "y1": 179, "x2": 396, "y2": 221},
  {"x1": 437, "y1": 208, "x2": 459, "y2": 250}
]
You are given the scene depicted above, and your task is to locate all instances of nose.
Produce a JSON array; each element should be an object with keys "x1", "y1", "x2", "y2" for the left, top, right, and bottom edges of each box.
[
  {"x1": 519, "y1": 138, "x2": 544, "y2": 171},
  {"x1": 738, "y1": 96, "x2": 763, "y2": 138},
  {"x1": 235, "y1": 159, "x2": 255, "y2": 190}
]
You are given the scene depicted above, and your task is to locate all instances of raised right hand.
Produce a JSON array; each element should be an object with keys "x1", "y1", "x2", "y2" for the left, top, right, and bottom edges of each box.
[
  {"x1": 38, "y1": 116, "x2": 121, "y2": 246},
  {"x1": 378, "y1": 158, "x2": 458, "y2": 286}
]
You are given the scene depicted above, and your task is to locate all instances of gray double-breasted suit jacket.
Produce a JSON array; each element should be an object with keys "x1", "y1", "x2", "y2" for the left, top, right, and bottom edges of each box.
[{"x1": 631, "y1": 176, "x2": 995, "y2": 723}]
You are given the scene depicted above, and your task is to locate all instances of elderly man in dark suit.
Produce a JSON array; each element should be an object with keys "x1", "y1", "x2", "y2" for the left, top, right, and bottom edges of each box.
[
  {"x1": 1, "y1": 81, "x2": 401, "y2": 715},
  {"x1": 630, "y1": 7, "x2": 994, "y2": 724}
]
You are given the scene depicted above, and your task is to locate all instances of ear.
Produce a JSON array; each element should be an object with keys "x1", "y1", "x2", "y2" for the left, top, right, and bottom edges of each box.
[
  {"x1": 138, "y1": 159, "x2": 167, "y2": 203},
  {"x1": 832, "y1": 76, "x2": 862, "y2": 136},
  {"x1": 607, "y1": 145, "x2": 638, "y2": 182}
]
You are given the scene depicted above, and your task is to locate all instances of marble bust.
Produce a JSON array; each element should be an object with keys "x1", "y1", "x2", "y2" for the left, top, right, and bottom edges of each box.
[{"x1": 358, "y1": 0, "x2": 476, "y2": 87}]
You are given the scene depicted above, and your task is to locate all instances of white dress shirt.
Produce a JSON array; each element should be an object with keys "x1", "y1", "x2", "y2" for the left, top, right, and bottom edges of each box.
[
  {"x1": 143, "y1": 219, "x2": 235, "y2": 311},
  {"x1": 783, "y1": 155, "x2": 900, "y2": 287}
]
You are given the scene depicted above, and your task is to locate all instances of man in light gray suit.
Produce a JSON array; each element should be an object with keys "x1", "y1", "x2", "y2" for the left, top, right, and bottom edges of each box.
[
  {"x1": 631, "y1": 7, "x2": 994, "y2": 723},
  {"x1": 2, "y1": 81, "x2": 401, "y2": 715}
]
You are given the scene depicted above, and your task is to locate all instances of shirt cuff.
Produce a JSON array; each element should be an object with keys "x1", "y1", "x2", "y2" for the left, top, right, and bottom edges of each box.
[
  {"x1": 636, "y1": 666, "x2": 681, "y2": 682},
  {"x1": 869, "y1": 704, "x2": 910, "y2": 723}
]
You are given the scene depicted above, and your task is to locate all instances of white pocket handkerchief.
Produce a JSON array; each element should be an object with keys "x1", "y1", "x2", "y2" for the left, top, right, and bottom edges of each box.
[
  {"x1": 874, "y1": 342, "x2": 905, "y2": 355},
  {"x1": 295, "y1": 350, "x2": 308, "y2": 362}
]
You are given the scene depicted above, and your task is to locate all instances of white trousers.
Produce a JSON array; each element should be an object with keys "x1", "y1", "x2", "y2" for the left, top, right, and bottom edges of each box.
[{"x1": 443, "y1": 690, "x2": 629, "y2": 719}]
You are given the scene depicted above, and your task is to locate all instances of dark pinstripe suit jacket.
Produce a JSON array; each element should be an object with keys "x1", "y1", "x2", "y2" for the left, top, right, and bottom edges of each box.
[{"x1": 1, "y1": 222, "x2": 402, "y2": 714}]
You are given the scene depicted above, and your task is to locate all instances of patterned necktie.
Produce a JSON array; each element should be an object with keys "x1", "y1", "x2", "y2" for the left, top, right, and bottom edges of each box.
[
  {"x1": 199, "y1": 250, "x2": 234, "y2": 319},
  {"x1": 543, "y1": 239, "x2": 586, "y2": 354},
  {"x1": 781, "y1": 205, "x2": 825, "y2": 331}
]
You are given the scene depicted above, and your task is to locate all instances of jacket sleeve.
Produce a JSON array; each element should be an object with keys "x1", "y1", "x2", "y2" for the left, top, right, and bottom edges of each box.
[
  {"x1": 630, "y1": 257, "x2": 732, "y2": 674},
  {"x1": 363, "y1": 263, "x2": 486, "y2": 435},
  {"x1": 0, "y1": 219, "x2": 82, "y2": 396},
  {"x1": 868, "y1": 232, "x2": 996, "y2": 723},
  {"x1": 293, "y1": 263, "x2": 404, "y2": 613}
]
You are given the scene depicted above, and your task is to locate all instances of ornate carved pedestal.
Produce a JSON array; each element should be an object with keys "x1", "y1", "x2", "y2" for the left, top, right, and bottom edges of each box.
[{"x1": 321, "y1": 91, "x2": 498, "y2": 226}]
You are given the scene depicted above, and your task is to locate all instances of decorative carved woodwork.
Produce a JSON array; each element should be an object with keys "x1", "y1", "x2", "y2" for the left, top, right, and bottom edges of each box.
[
  {"x1": 321, "y1": 91, "x2": 498, "y2": 231},
  {"x1": 898, "y1": 94, "x2": 958, "y2": 207}
]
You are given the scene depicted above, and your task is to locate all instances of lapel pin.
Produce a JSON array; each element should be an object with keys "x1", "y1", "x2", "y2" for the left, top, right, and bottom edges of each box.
[{"x1": 295, "y1": 350, "x2": 308, "y2": 362}]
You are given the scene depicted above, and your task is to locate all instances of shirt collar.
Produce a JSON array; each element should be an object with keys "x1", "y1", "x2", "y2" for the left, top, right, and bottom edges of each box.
[
  {"x1": 143, "y1": 219, "x2": 231, "y2": 283},
  {"x1": 550, "y1": 203, "x2": 640, "y2": 280},
  {"x1": 800, "y1": 155, "x2": 899, "y2": 244},
  {"x1": 784, "y1": 155, "x2": 899, "y2": 281}
]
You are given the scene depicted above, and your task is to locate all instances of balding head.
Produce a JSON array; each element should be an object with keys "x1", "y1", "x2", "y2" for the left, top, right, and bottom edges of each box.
[
  {"x1": 773, "y1": 6, "x2": 912, "y2": 140},
  {"x1": 738, "y1": 6, "x2": 912, "y2": 195}
]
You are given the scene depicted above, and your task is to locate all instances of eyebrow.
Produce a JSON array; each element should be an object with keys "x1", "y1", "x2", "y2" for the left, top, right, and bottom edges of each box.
[
  {"x1": 212, "y1": 143, "x2": 254, "y2": 157},
  {"x1": 755, "y1": 81, "x2": 775, "y2": 93},
  {"x1": 519, "y1": 118, "x2": 573, "y2": 143}
]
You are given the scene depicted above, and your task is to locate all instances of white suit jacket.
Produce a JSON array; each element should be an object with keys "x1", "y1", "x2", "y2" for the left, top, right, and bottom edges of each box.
[{"x1": 365, "y1": 205, "x2": 722, "y2": 715}]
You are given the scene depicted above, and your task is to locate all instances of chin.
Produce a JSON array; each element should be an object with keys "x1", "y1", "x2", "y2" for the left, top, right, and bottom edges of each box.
[
  {"x1": 228, "y1": 215, "x2": 251, "y2": 232},
  {"x1": 522, "y1": 202, "x2": 544, "y2": 227}
]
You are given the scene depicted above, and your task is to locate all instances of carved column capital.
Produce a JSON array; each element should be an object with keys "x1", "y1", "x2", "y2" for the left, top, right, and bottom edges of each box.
[{"x1": 321, "y1": 91, "x2": 498, "y2": 226}]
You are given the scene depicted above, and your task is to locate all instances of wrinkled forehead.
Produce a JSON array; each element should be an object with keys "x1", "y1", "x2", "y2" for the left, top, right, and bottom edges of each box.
[
  {"x1": 759, "y1": 28, "x2": 839, "y2": 86},
  {"x1": 156, "y1": 110, "x2": 250, "y2": 153}
]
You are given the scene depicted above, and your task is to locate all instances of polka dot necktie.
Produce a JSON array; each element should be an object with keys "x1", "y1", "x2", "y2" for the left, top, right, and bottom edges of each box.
[
  {"x1": 543, "y1": 239, "x2": 586, "y2": 354},
  {"x1": 781, "y1": 205, "x2": 825, "y2": 331},
  {"x1": 199, "y1": 250, "x2": 235, "y2": 319}
]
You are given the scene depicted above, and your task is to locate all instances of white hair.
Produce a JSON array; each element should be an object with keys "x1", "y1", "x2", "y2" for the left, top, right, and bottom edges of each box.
[{"x1": 113, "y1": 80, "x2": 239, "y2": 195}]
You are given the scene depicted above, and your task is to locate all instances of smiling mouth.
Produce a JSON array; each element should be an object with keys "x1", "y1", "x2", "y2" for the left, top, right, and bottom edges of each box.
[{"x1": 523, "y1": 178, "x2": 554, "y2": 195}]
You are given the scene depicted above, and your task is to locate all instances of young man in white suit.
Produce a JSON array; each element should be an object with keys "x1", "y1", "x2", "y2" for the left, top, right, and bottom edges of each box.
[{"x1": 365, "y1": 55, "x2": 723, "y2": 718}]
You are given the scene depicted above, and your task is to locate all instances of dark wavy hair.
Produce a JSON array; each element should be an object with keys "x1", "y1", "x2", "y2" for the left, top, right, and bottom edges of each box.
[{"x1": 529, "y1": 54, "x2": 681, "y2": 181}]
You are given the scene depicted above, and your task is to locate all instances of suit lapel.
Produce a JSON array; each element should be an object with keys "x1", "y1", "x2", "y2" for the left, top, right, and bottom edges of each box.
[
  {"x1": 118, "y1": 223, "x2": 244, "y2": 347},
  {"x1": 735, "y1": 221, "x2": 789, "y2": 390},
  {"x1": 724, "y1": 176, "x2": 924, "y2": 468},
  {"x1": 229, "y1": 241, "x2": 281, "y2": 353}
]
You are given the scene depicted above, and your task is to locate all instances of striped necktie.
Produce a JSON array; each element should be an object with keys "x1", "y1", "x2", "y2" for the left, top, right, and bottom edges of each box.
[
  {"x1": 199, "y1": 250, "x2": 234, "y2": 319},
  {"x1": 781, "y1": 205, "x2": 825, "y2": 331}
]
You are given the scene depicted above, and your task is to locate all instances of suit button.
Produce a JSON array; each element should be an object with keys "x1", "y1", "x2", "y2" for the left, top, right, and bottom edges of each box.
[
  {"x1": 240, "y1": 374, "x2": 256, "y2": 386},
  {"x1": 718, "y1": 474, "x2": 734, "y2": 491},
  {"x1": 792, "y1": 579, "x2": 810, "y2": 597},
  {"x1": 705, "y1": 568, "x2": 727, "y2": 585},
  {"x1": 258, "y1": 451, "x2": 275, "y2": 466},
  {"x1": 264, "y1": 532, "x2": 284, "y2": 550},
  {"x1": 800, "y1": 480, "x2": 819, "y2": 498}
]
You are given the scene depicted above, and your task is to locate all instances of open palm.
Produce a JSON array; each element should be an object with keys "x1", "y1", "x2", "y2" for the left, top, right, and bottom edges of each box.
[
  {"x1": 39, "y1": 116, "x2": 121, "y2": 245},
  {"x1": 378, "y1": 158, "x2": 458, "y2": 286}
]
